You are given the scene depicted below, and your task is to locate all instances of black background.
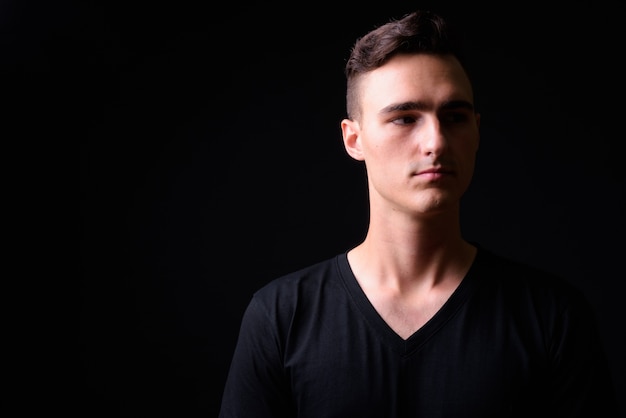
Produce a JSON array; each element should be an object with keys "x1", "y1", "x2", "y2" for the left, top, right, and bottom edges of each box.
[{"x1": 9, "y1": 0, "x2": 620, "y2": 416}]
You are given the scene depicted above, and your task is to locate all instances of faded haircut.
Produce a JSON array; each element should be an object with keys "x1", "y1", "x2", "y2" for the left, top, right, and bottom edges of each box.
[{"x1": 344, "y1": 10, "x2": 469, "y2": 120}]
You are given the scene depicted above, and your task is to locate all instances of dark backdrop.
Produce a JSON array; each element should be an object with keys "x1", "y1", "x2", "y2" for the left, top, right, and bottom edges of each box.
[{"x1": 26, "y1": 0, "x2": 620, "y2": 415}]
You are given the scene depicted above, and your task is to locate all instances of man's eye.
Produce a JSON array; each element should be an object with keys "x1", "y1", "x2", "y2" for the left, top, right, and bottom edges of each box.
[
  {"x1": 442, "y1": 113, "x2": 469, "y2": 124},
  {"x1": 392, "y1": 116, "x2": 417, "y2": 125}
]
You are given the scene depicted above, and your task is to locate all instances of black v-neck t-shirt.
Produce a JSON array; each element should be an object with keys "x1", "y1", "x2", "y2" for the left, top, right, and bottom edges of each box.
[{"x1": 219, "y1": 247, "x2": 617, "y2": 417}]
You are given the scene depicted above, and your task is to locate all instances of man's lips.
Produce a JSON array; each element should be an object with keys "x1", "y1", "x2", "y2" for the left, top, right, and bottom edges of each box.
[{"x1": 415, "y1": 167, "x2": 456, "y2": 176}]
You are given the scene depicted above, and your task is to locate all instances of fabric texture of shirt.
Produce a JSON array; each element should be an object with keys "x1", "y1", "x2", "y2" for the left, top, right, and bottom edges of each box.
[{"x1": 218, "y1": 247, "x2": 618, "y2": 417}]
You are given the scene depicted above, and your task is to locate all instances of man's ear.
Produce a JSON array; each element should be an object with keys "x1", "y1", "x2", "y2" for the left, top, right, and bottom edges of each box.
[{"x1": 341, "y1": 118, "x2": 365, "y2": 161}]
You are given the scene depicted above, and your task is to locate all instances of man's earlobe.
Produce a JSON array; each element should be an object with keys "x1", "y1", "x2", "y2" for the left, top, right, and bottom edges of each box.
[{"x1": 341, "y1": 118, "x2": 365, "y2": 161}]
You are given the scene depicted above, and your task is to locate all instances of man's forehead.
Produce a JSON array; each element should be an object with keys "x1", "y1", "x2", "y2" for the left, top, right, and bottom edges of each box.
[{"x1": 358, "y1": 54, "x2": 473, "y2": 109}]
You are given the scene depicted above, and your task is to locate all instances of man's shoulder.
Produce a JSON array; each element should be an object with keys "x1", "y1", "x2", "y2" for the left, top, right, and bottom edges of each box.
[
  {"x1": 474, "y1": 246, "x2": 587, "y2": 308},
  {"x1": 254, "y1": 253, "x2": 346, "y2": 298},
  {"x1": 477, "y1": 247, "x2": 569, "y2": 283}
]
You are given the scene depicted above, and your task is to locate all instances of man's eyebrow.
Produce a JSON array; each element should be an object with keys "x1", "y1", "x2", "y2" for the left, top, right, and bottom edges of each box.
[
  {"x1": 379, "y1": 100, "x2": 474, "y2": 114},
  {"x1": 379, "y1": 101, "x2": 427, "y2": 114},
  {"x1": 441, "y1": 100, "x2": 475, "y2": 112}
]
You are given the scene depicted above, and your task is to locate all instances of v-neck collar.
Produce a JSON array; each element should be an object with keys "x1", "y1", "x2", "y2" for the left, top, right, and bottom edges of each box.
[{"x1": 335, "y1": 249, "x2": 481, "y2": 356}]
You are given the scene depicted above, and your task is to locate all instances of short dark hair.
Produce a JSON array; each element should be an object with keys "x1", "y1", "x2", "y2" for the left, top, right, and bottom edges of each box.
[{"x1": 344, "y1": 10, "x2": 468, "y2": 120}]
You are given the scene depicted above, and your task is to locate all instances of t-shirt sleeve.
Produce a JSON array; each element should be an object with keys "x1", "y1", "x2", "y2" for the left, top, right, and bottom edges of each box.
[
  {"x1": 218, "y1": 295, "x2": 294, "y2": 418},
  {"x1": 545, "y1": 288, "x2": 619, "y2": 417}
]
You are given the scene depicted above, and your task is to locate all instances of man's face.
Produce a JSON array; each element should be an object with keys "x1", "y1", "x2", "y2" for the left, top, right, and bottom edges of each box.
[{"x1": 342, "y1": 53, "x2": 480, "y2": 218}]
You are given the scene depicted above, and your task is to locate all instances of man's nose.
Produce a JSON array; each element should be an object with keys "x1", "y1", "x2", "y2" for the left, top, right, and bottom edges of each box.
[{"x1": 420, "y1": 118, "x2": 447, "y2": 156}]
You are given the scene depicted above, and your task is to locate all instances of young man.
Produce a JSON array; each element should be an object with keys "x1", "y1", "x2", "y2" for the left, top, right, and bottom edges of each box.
[{"x1": 218, "y1": 10, "x2": 618, "y2": 417}]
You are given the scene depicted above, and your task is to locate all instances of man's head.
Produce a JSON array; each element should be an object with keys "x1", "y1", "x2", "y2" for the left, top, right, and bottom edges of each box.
[{"x1": 340, "y1": 10, "x2": 480, "y2": 217}]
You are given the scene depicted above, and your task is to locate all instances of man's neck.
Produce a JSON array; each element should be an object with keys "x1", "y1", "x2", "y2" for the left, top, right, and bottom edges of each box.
[{"x1": 347, "y1": 210, "x2": 475, "y2": 291}]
